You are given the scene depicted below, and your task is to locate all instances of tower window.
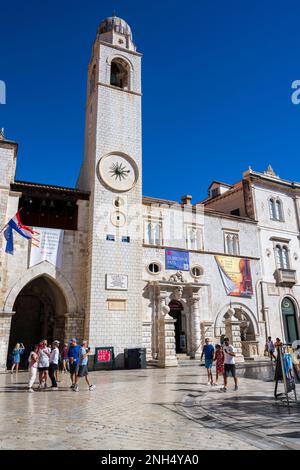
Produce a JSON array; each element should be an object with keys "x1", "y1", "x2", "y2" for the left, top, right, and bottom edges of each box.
[{"x1": 110, "y1": 59, "x2": 130, "y2": 90}]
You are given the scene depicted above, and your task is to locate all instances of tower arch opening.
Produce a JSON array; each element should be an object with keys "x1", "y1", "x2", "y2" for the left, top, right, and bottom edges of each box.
[
  {"x1": 110, "y1": 58, "x2": 130, "y2": 90},
  {"x1": 7, "y1": 276, "x2": 67, "y2": 368}
]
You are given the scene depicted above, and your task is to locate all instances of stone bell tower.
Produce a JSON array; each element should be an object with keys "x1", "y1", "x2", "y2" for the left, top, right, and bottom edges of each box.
[{"x1": 77, "y1": 16, "x2": 143, "y2": 366}]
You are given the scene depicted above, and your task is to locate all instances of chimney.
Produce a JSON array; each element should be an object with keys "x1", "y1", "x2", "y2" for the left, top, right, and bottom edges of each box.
[
  {"x1": 0, "y1": 128, "x2": 4, "y2": 140},
  {"x1": 181, "y1": 194, "x2": 192, "y2": 205}
]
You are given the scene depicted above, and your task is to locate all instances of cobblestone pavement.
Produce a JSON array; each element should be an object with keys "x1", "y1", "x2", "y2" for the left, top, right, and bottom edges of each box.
[{"x1": 0, "y1": 364, "x2": 299, "y2": 450}]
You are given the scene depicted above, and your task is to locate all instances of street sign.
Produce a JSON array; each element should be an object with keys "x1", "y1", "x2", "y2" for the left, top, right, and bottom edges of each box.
[{"x1": 94, "y1": 347, "x2": 114, "y2": 370}]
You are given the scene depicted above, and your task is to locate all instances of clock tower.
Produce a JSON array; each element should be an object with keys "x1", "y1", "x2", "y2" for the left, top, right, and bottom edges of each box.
[{"x1": 77, "y1": 16, "x2": 143, "y2": 366}]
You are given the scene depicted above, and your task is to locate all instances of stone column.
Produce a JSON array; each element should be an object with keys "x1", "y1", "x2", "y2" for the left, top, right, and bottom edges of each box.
[
  {"x1": 200, "y1": 321, "x2": 214, "y2": 346},
  {"x1": 190, "y1": 295, "x2": 201, "y2": 359},
  {"x1": 157, "y1": 291, "x2": 178, "y2": 368},
  {"x1": 225, "y1": 307, "x2": 244, "y2": 363},
  {"x1": 258, "y1": 319, "x2": 268, "y2": 357},
  {"x1": 142, "y1": 321, "x2": 152, "y2": 361},
  {"x1": 0, "y1": 312, "x2": 13, "y2": 372}
]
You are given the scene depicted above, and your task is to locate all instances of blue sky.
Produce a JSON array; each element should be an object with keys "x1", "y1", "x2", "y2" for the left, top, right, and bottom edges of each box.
[{"x1": 1, "y1": 0, "x2": 300, "y2": 202}]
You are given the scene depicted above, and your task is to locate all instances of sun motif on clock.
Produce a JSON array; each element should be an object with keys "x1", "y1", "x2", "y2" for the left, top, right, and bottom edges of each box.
[
  {"x1": 97, "y1": 152, "x2": 139, "y2": 192},
  {"x1": 109, "y1": 162, "x2": 130, "y2": 181}
]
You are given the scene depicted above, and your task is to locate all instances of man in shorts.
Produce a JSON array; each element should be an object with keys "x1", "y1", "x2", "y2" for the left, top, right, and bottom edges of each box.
[
  {"x1": 73, "y1": 340, "x2": 95, "y2": 392},
  {"x1": 68, "y1": 338, "x2": 81, "y2": 389},
  {"x1": 221, "y1": 337, "x2": 238, "y2": 392},
  {"x1": 201, "y1": 337, "x2": 215, "y2": 385}
]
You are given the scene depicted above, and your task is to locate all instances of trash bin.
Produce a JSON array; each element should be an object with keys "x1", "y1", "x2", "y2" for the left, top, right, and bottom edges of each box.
[{"x1": 124, "y1": 348, "x2": 147, "y2": 369}]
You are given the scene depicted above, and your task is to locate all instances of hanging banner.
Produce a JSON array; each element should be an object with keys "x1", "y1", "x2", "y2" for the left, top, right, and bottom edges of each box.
[
  {"x1": 165, "y1": 249, "x2": 189, "y2": 271},
  {"x1": 215, "y1": 256, "x2": 253, "y2": 297},
  {"x1": 29, "y1": 227, "x2": 64, "y2": 269}
]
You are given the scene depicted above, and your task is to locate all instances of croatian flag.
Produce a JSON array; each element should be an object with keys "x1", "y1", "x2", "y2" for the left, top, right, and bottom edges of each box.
[{"x1": 3, "y1": 211, "x2": 38, "y2": 254}]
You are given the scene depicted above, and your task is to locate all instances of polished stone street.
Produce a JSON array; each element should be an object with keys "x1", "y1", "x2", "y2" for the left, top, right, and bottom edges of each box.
[{"x1": 0, "y1": 364, "x2": 299, "y2": 450}]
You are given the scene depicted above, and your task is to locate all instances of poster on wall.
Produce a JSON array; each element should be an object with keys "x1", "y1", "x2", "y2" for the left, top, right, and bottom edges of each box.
[
  {"x1": 165, "y1": 249, "x2": 190, "y2": 271},
  {"x1": 29, "y1": 227, "x2": 64, "y2": 269},
  {"x1": 215, "y1": 256, "x2": 253, "y2": 297}
]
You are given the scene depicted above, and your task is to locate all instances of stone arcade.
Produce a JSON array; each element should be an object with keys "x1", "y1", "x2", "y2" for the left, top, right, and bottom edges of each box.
[{"x1": 0, "y1": 17, "x2": 299, "y2": 371}]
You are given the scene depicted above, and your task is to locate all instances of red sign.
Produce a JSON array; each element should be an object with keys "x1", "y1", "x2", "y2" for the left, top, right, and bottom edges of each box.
[{"x1": 97, "y1": 349, "x2": 111, "y2": 362}]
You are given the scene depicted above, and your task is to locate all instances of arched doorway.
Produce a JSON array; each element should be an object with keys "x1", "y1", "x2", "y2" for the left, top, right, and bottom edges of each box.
[
  {"x1": 7, "y1": 276, "x2": 67, "y2": 368},
  {"x1": 168, "y1": 299, "x2": 185, "y2": 353},
  {"x1": 282, "y1": 297, "x2": 299, "y2": 344},
  {"x1": 215, "y1": 304, "x2": 260, "y2": 359}
]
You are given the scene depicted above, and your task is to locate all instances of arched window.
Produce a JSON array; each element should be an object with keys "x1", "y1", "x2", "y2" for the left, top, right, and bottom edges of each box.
[
  {"x1": 282, "y1": 246, "x2": 290, "y2": 269},
  {"x1": 225, "y1": 232, "x2": 239, "y2": 255},
  {"x1": 186, "y1": 227, "x2": 202, "y2": 251},
  {"x1": 269, "y1": 198, "x2": 276, "y2": 219},
  {"x1": 146, "y1": 221, "x2": 162, "y2": 246},
  {"x1": 275, "y1": 245, "x2": 282, "y2": 267},
  {"x1": 275, "y1": 200, "x2": 283, "y2": 221},
  {"x1": 281, "y1": 298, "x2": 299, "y2": 344},
  {"x1": 269, "y1": 198, "x2": 283, "y2": 221},
  {"x1": 275, "y1": 245, "x2": 290, "y2": 269},
  {"x1": 110, "y1": 58, "x2": 130, "y2": 89}
]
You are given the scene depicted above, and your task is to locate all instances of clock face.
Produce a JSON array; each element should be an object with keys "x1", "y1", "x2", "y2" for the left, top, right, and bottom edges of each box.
[{"x1": 98, "y1": 153, "x2": 138, "y2": 192}]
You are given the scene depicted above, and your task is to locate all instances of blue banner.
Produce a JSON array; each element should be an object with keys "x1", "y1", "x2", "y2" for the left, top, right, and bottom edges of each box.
[{"x1": 165, "y1": 249, "x2": 190, "y2": 271}]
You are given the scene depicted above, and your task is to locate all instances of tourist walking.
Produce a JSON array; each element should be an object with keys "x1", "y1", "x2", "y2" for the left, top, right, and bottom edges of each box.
[
  {"x1": 61, "y1": 343, "x2": 69, "y2": 373},
  {"x1": 38, "y1": 340, "x2": 50, "y2": 389},
  {"x1": 221, "y1": 337, "x2": 238, "y2": 392},
  {"x1": 201, "y1": 338, "x2": 215, "y2": 385},
  {"x1": 28, "y1": 345, "x2": 39, "y2": 392},
  {"x1": 68, "y1": 338, "x2": 81, "y2": 389},
  {"x1": 10, "y1": 343, "x2": 25, "y2": 374},
  {"x1": 214, "y1": 344, "x2": 225, "y2": 385},
  {"x1": 73, "y1": 340, "x2": 95, "y2": 392},
  {"x1": 266, "y1": 336, "x2": 276, "y2": 362},
  {"x1": 55, "y1": 341, "x2": 61, "y2": 383},
  {"x1": 49, "y1": 341, "x2": 60, "y2": 389}
]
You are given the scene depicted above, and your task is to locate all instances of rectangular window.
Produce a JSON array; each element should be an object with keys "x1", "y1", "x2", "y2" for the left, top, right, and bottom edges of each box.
[
  {"x1": 122, "y1": 236, "x2": 130, "y2": 243},
  {"x1": 106, "y1": 234, "x2": 115, "y2": 241}
]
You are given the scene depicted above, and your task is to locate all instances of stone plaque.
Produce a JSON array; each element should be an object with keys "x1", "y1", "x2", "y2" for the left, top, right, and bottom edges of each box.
[
  {"x1": 267, "y1": 283, "x2": 280, "y2": 296},
  {"x1": 106, "y1": 274, "x2": 128, "y2": 290},
  {"x1": 107, "y1": 299, "x2": 127, "y2": 311}
]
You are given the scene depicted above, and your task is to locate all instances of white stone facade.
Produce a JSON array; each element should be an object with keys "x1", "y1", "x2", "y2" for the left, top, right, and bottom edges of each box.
[
  {"x1": 205, "y1": 167, "x2": 300, "y2": 347},
  {"x1": 0, "y1": 17, "x2": 295, "y2": 371}
]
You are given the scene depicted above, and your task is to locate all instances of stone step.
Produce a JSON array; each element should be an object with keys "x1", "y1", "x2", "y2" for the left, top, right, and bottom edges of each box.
[{"x1": 176, "y1": 354, "x2": 191, "y2": 361}]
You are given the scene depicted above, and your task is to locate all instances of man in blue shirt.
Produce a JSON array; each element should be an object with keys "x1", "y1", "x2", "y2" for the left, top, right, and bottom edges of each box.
[
  {"x1": 201, "y1": 338, "x2": 215, "y2": 386},
  {"x1": 68, "y1": 338, "x2": 81, "y2": 389},
  {"x1": 73, "y1": 340, "x2": 95, "y2": 392}
]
